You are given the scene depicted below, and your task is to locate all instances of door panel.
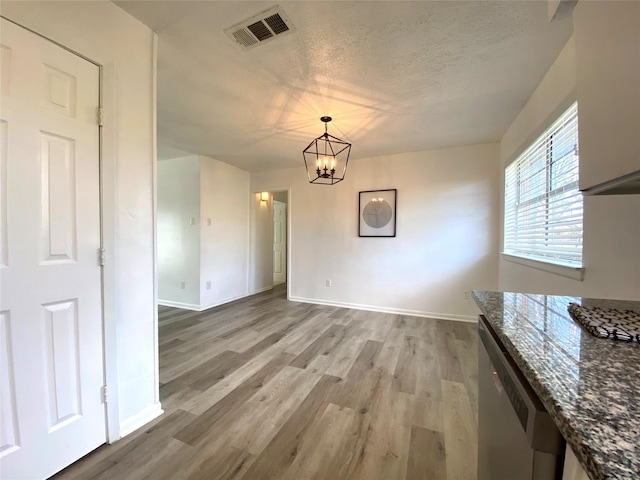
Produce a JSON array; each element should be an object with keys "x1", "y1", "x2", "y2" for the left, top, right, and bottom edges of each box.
[
  {"x1": 43, "y1": 299, "x2": 81, "y2": 430},
  {"x1": 273, "y1": 200, "x2": 286, "y2": 285},
  {"x1": 0, "y1": 119, "x2": 7, "y2": 267},
  {"x1": 0, "y1": 18, "x2": 105, "y2": 479},
  {"x1": 40, "y1": 132, "x2": 77, "y2": 263},
  {"x1": 0, "y1": 310, "x2": 18, "y2": 457}
]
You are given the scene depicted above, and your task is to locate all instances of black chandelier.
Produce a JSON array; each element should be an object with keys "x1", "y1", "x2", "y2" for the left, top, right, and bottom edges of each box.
[{"x1": 303, "y1": 116, "x2": 351, "y2": 185}]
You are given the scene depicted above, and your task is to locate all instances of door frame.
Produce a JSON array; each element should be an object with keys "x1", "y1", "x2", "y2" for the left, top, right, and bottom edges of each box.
[
  {"x1": 100, "y1": 58, "x2": 120, "y2": 445},
  {"x1": 272, "y1": 199, "x2": 287, "y2": 287},
  {"x1": 98, "y1": 33, "x2": 160, "y2": 444},
  {"x1": 0, "y1": 17, "x2": 158, "y2": 444}
]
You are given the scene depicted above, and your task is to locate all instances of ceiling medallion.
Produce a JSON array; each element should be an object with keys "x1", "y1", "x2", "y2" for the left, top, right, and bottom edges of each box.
[{"x1": 303, "y1": 116, "x2": 351, "y2": 185}]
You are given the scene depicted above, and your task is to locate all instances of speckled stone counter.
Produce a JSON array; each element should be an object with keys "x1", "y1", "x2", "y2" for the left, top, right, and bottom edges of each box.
[{"x1": 472, "y1": 291, "x2": 640, "y2": 480}]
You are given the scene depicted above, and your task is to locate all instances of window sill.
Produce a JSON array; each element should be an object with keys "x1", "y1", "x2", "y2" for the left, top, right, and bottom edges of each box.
[{"x1": 501, "y1": 253, "x2": 585, "y2": 281}]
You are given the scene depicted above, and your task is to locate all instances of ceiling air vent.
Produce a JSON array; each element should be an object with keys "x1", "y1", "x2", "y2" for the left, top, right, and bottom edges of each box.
[
  {"x1": 264, "y1": 13, "x2": 289, "y2": 35},
  {"x1": 225, "y1": 6, "x2": 294, "y2": 50}
]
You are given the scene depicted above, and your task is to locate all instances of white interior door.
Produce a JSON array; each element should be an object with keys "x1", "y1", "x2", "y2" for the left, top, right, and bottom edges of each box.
[
  {"x1": 0, "y1": 18, "x2": 106, "y2": 479},
  {"x1": 273, "y1": 200, "x2": 287, "y2": 285}
]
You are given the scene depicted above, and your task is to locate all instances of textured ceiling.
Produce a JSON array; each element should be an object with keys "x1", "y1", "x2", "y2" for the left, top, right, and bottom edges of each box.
[{"x1": 115, "y1": 1, "x2": 573, "y2": 171}]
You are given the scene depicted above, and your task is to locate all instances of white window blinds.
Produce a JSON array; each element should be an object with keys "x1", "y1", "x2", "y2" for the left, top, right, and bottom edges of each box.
[{"x1": 504, "y1": 102, "x2": 583, "y2": 267}]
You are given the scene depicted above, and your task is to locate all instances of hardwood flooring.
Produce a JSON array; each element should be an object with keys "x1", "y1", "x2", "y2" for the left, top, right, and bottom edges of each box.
[{"x1": 52, "y1": 285, "x2": 478, "y2": 480}]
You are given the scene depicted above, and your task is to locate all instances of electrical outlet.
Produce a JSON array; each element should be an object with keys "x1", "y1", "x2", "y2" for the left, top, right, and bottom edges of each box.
[
  {"x1": 207, "y1": 218, "x2": 212, "y2": 226},
  {"x1": 326, "y1": 279, "x2": 332, "y2": 287},
  {"x1": 463, "y1": 290, "x2": 470, "y2": 300},
  {"x1": 206, "y1": 281, "x2": 212, "y2": 290},
  {"x1": 180, "y1": 281, "x2": 186, "y2": 289},
  {"x1": 189, "y1": 216, "x2": 196, "y2": 225}
]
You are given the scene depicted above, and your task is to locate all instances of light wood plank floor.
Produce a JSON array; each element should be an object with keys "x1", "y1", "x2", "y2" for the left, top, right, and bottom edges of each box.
[{"x1": 52, "y1": 285, "x2": 478, "y2": 480}]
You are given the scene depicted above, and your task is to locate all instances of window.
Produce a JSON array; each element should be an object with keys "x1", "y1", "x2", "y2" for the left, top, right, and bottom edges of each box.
[{"x1": 504, "y1": 102, "x2": 583, "y2": 270}]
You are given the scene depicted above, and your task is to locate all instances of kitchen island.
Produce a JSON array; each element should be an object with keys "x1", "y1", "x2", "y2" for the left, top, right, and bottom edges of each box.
[{"x1": 472, "y1": 291, "x2": 640, "y2": 480}]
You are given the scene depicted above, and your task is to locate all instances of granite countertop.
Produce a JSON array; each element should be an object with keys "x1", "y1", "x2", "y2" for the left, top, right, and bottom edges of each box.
[{"x1": 472, "y1": 290, "x2": 640, "y2": 480}]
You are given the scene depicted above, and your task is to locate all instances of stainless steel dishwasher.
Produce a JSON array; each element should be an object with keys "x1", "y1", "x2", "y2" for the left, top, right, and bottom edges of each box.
[{"x1": 478, "y1": 315, "x2": 566, "y2": 480}]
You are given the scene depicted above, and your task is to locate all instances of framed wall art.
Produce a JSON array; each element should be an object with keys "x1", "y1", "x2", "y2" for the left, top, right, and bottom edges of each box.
[{"x1": 358, "y1": 189, "x2": 397, "y2": 237}]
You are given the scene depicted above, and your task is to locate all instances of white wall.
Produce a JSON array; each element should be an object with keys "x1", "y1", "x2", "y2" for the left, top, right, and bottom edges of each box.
[
  {"x1": 0, "y1": 1, "x2": 160, "y2": 437},
  {"x1": 200, "y1": 156, "x2": 250, "y2": 308},
  {"x1": 158, "y1": 155, "x2": 250, "y2": 309},
  {"x1": 157, "y1": 156, "x2": 201, "y2": 307},
  {"x1": 273, "y1": 191, "x2": 288, "y2": 204},
  {"x1": 499, "y1": 35, "x2": 640, "y2": 300},
  {"x1": 251, "y1": 143, "x2": 500, "y2": 321}
]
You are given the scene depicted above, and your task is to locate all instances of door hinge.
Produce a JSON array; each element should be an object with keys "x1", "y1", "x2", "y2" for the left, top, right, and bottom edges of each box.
[
  {"x1": 101, "y1": 385, "x2": 108, "y2": 404},
  {"x1": 97, "y1": 107, "x2": 104, "y2": 126},
  {"x1": 99, "y1": 248, "x2": 105, "y2": 266}
]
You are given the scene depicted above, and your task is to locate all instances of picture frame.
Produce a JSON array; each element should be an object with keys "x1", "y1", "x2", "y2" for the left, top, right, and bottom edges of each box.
[{"x1": 358, "y1": 189, "x2": 397, "y2": 237}]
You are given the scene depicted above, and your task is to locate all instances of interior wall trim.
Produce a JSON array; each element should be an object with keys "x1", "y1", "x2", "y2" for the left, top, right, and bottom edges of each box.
[
  {"x1": 157, "y1": 300, "x2": 202, "y2": 311},
  {"x1": 250, "y1": 286, "x2": 274, "y2": 295},
  {"x1": 158, "y1": 291, "x2": 252, "y2": 312},
  {"x1": 118, "y1": 402, "x2": 163, "y2": 439},
  {"x1": 289, "y1": 296, "x2": 478, "y2": 323},
  {"x1": 198, "y1": 292, "x2": 251, "y2": 311}
]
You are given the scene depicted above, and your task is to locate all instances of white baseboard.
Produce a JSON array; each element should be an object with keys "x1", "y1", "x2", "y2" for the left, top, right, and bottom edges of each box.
[
  {"x1": 198, "y1": 292, "x2": 251, "y2": 311},
  {"x1": 289, "y1": 296, "x2": 477, "y2": 323},
  {"x1": 250, "y1": 285, "x2": 273, "y2": 295},
  {"x1": 118, "y1": 402, "x2": 164, "y2": 439},
  {"x1": 159, "y1": 293, "x2": 477, "y2": 323},
  {"x1": 157, "y1": 299, "x2": 201, "y2": 311},
  {"x1": 158, "y1": 291, "x2": 252, "y2": 312}
]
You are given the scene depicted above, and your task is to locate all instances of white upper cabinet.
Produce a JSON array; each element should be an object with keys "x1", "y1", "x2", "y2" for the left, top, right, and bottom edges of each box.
[{"x1": 574, "y1": 0, "x2": 640, "y2": 194}]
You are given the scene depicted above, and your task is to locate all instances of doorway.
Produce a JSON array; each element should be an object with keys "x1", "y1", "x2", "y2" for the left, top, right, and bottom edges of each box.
[
  {"x1": 272, "y1": 193, "x2": 287, "y2": 286},
  {"x1": 250, "y1": 189, "x2": 290, "y2": 297}
]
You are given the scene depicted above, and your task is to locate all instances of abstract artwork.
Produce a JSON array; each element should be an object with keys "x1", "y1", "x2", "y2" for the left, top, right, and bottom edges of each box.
[{"x1": 358, "y1": 189, "x2": 397, "y2": 237}]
